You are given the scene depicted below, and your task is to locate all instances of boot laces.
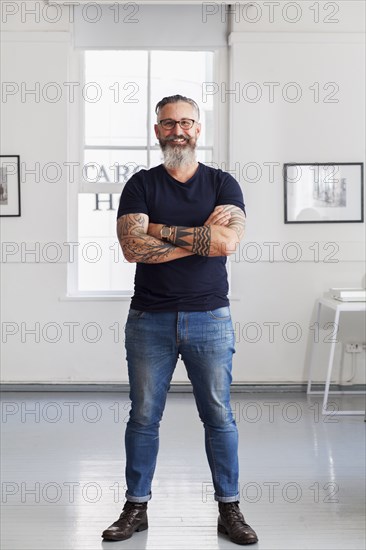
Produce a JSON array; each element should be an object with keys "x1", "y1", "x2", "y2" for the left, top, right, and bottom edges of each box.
[
  {"x1": 118, "y1": 501, "x2": 144, "y2": 525},
  {"x1": 223, "y1": 502, "x2": 246, "y2": 524}
]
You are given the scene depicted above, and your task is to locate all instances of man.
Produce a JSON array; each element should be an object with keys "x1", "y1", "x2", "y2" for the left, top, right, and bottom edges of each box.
[{"x1": 102, "y1": 95, "x2": 258, "y2": 545}]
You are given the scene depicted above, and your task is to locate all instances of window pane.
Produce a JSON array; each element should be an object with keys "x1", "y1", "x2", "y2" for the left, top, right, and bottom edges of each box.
[
  {"x1": 78, "y1": 194, "x2": 134, "y2": 291},
  {"x1": 150, "y1": 51, "x2": 214, "y2": 147},
  {"x1": 79, "y1": 50, "x2": 215, "y2": 293},
  {"x1": 84, "y1": 149, "x2": 147, "y2": 186},
  {"x1": 197, "y1": 149, "x2": 213, "y2": 164},
  {"x1": 85, "y1": 51, "x2": 148, "y2": 147}
]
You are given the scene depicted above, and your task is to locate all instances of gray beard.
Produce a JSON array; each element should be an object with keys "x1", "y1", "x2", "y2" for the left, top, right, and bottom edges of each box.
[{"x1": 160, "y1": 142, "x2": 197, "y2": 170}]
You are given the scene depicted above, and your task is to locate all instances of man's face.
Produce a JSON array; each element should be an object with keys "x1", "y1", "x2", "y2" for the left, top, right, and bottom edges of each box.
[{"x1": 154, "y1": 101, "x2": 201, "y2": 168}]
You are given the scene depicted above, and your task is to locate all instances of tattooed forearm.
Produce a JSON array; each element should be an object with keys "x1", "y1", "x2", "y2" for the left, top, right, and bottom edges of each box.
[
  {"x1": 163, "y1": 205, "x2": 245, "y2": 257},
  {"x1": 220, "y1": 205, "x2": 246, "y2": 239},
  {"x1": 122, "y1": 236, "x2": 178, "y2": 263},
  {"x1": 116, "y1": 205, "x2": 245, "y2": 263},
  {"x1": 117, "y1": 214, "x2": 194, "y2": 263},
  {"x1": 192, "y1": 226, "x2": 211, "y2": 256},
  {"x1": 169, "y1": 225, "x2": 211, "y2": 257},
  {"x1": 118, "y1": 213, "x2": 146, "y2": 240}
]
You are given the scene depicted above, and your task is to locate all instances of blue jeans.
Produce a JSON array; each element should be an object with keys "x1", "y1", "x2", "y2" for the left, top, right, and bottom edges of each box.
[{"x1": 124, "y1": 306, "x2": 239, "y2": 503}]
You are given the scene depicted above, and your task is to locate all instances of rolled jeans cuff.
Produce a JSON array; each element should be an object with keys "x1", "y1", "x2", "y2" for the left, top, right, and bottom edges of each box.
[
  {"x1": 215, "y1": 493, "x2": 240, "y2": 503},
  {"x1": 125, "y1": 491, "x2": 152, "y2": 503}
]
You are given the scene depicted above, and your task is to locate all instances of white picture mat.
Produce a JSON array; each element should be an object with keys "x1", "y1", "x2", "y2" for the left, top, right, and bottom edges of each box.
[
  {"x1": 0, "y1": 157, "x2": 20, "y2": 216},
  {"x1": 286, "y1": 164, "x2": 363, "y2": 222}
]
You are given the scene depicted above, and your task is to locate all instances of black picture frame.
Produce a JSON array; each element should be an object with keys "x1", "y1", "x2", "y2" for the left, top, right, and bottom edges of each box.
[
  {"x1": 0, "y1": 155, "x2": 21, "y2": 217},
  {"x1": 284, "y1": 163, "x2": 364, "y2": 224}
]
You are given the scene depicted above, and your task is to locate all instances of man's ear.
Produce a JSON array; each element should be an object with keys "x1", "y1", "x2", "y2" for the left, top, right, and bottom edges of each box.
[{"x1": 154, "y1": 124, "x2": 159, "y2": 139}]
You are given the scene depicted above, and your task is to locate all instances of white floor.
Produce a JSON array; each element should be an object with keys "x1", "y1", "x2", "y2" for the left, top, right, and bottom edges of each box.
[{"x1": 1, "y1": 391, "x2": 365, "y2": 550}]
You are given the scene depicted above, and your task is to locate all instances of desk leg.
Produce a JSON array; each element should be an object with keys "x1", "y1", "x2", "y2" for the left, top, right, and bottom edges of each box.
[
  {"x1": 322, "y1": 307, "x2": 340, "y2": 415},
  {"x1": 307, "y1": 300, "x2": 322, "y2": 394}
]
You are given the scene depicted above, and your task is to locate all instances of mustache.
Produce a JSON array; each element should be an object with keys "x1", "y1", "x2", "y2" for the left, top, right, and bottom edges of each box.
[{"x1": 164, "y1": 134, "x2": 190, "y2": 142}]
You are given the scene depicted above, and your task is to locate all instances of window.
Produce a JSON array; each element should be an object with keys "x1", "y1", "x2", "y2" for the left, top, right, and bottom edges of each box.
[{"x1": 76, "y1": 50, "x2": 215, "y2": 294}]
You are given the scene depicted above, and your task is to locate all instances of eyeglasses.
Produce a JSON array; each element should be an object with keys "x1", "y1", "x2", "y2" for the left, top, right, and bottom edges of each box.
[{"x1": 158, "y1": 118, "x2": 197, "y2": 130}]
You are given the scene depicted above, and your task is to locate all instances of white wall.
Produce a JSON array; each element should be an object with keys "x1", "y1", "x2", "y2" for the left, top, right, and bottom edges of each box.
[
  {"x1": 228, "y1": 1, "x2": 366, "y2": 384},
  {"x1": 1, "y1": 1, "x2": 365, "y2": 385}
]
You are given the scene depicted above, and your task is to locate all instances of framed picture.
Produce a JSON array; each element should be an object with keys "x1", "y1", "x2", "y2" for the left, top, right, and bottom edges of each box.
[
  {"x1": 284, "y1": 163, "x2": 364, "y2": 223},
  {"x1": 0, "y1": 155, "x2": 21, "y2": 217}
]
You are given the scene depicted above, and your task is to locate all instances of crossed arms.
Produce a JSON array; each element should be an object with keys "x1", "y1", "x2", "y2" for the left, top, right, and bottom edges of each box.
[{"x1": 117, "y1": 205, "x2": 246, "y2": 264}]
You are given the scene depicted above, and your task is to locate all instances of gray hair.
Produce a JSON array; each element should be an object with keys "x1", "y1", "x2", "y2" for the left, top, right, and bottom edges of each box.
[{"x1": 155, "y1": 94, "x2": 200, "y2": 121}]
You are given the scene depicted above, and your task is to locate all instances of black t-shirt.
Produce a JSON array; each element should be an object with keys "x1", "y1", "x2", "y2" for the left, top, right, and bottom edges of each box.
[{"x1": 117, "y1": 162, "x2": 245, "y2": 311}]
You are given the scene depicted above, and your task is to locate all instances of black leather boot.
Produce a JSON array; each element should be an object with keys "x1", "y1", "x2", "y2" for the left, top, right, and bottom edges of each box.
[
  {"x1": 218, "y1": 501, "x2": 258, "y2": 545},
  {"x1": 102, "y1": 501, "x2": 148, "y2": 541}
]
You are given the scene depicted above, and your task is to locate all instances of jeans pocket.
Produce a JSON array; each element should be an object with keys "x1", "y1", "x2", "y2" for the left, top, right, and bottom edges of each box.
[
  {"x1": 128, "y1": 309, "x2": 146, "y2": 319},
  {"x1": 208, "y1": 306, "x2": 231, "y2": 320}
]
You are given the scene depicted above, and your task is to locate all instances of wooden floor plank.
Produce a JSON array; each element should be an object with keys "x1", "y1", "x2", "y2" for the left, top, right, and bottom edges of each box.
[{"x1": 1, "y1": 391, "x2": 365, "y2": 549}]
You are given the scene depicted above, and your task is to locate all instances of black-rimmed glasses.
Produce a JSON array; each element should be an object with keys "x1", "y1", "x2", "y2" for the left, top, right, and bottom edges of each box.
[{"x1": 158, "y1": 118, "x2": 197, "y2": 130}]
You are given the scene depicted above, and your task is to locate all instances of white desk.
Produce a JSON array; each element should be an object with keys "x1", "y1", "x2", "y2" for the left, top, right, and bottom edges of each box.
[{"x1": 307, "y1": 296, "x2": 366, "y2": 416}]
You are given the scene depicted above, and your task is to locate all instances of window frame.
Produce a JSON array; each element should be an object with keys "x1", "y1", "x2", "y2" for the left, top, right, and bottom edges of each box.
[{"x1": 66, "y1": 47, "x2": 229, "y2": 299}]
